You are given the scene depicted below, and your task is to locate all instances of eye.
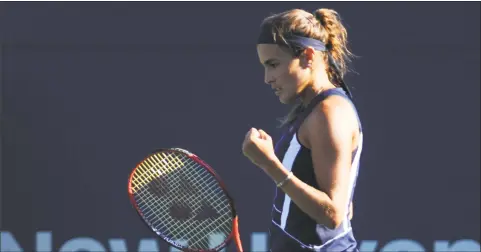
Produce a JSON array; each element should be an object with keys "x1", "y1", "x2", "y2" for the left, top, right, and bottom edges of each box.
[{"x1": 267, "y1": 63, "x2": 279, "y2": 69}]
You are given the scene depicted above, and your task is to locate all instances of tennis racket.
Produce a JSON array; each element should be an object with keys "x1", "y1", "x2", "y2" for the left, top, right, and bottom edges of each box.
[{"x1": 128, "y1": 147, "x2": 243, "y2": 252}]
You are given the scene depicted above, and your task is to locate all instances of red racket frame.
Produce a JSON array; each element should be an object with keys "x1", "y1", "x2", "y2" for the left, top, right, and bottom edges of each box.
[{"x1": 127, "y1": 148, "x2": 243, "y2": 252}]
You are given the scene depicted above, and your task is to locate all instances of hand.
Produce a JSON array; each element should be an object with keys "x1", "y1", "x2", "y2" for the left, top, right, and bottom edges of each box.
[{"x1": 242, "y1": 128, "x2": 278, "y2": 169}]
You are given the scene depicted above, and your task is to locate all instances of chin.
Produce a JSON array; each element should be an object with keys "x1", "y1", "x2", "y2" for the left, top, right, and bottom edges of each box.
[
  {"x1": 279, "y1": 94, "x2": 296, "y2": 105},
  {"x1": 278, "y1": 98, "x2": 290, "y2": 104}
]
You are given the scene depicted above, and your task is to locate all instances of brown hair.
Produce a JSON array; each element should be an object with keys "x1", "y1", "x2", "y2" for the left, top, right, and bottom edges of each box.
[{"x1": 259, "y1": 8, "x2": 355, "y2": 127}]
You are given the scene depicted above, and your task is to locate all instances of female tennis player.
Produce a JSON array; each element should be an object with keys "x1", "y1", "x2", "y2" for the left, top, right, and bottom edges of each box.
[{"x1": 242, "y1": 8, "x2": 362, "y2": 252}]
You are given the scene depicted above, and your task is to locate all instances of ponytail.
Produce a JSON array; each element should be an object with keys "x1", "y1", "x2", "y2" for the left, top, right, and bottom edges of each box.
[{"x1": 315, "y1": 9, "x2": 354, "y2": 97}]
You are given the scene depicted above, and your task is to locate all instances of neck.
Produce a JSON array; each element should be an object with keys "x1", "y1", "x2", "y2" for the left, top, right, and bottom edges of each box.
[{"x1": 299, "y1": 78, "x2": 336, "y2": 107}]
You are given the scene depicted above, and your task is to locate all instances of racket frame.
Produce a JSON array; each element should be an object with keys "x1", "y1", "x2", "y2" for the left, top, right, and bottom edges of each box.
[{"x1": 128, "y1": 148, "x2": 240, "y2": 252}]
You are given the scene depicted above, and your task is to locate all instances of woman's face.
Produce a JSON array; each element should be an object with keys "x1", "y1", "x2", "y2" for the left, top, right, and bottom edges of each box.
[{"x1": 257, "y1": 44, "x2": 312, "y2": 104}]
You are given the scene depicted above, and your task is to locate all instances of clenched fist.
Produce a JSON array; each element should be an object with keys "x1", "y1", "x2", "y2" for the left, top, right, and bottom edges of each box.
[{"x1": 242, "y1": 128, "x2": 279, "y2": 169}]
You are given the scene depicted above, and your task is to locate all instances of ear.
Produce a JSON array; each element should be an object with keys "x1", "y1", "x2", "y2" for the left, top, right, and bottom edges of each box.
[{"x1": 300, "y1": 46, "x2": 316, "y2": 68}]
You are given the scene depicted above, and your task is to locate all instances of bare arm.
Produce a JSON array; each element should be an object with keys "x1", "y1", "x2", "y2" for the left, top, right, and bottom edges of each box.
[
  {"x1": 262, "y1": 96, "x2": 357, "y2": 229},
  {"x1": 349, "y1": 202, "x2": 353, "y2": 220}
]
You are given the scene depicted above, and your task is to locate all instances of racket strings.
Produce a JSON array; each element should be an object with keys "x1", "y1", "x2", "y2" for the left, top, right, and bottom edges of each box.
[
  {"x1": 131, "y1": 151, "x2": 233, "y2": 250},
  {"x1": 157, "y1": 154, "x2": 232, "y2": 247},
  {"x1": 135, "y1": 158, "x2": 231, "y2": 248},
  {"x1": 134, "y1": 161, "x2": 205, "y2": 231},
  {"x1": 134, "y1": 155, "x2": 205, "y2": 228},
  {"x1": 139, "y1": 156, "x2": 220, "y2": 219}
]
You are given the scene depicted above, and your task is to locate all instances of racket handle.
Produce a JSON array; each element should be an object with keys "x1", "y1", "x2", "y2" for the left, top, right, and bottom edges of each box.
[{"x1": 233, "y1": 216, "x2": 243, "y2": 252}]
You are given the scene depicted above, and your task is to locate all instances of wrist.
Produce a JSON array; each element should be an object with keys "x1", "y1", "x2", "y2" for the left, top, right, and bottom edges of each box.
[
  {"x1": 262, "y1": 158, "x2": 291, "y2": 184},
  {"x1": 260, "y1": 155, "x2": 281, "y2": 172}
]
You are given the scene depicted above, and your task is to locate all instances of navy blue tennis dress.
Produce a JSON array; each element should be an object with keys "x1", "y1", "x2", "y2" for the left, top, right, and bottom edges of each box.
[{"x1": 269, "y1": 88, "x2": 362, "y2": 252}]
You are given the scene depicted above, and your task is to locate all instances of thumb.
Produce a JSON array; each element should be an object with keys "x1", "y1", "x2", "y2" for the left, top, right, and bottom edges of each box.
[
  {"x1": 258, "y1": 129, "x2": 271, "y2": 140},
  {"x1": 250, "y1": 128, "x2": 260, "y2": 138}
]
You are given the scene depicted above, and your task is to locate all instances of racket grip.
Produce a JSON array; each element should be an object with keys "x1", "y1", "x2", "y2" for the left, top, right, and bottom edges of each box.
[{"x1": 233, "y1": 216, "x2": 243, "y2": 252}]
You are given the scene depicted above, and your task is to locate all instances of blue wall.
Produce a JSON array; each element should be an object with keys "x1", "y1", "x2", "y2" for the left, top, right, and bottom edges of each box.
[{"x1": 1, "y1": 2, "x2": 479, "y2": 251}]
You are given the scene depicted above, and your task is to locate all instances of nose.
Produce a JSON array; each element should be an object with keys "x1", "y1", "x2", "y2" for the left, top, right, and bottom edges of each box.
[{"x1": 264, "y1": 70, "x2": 275, "y2": 85}]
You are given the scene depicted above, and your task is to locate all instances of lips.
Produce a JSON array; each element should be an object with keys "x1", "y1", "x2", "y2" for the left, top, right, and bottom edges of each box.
[{"x1": 273, "y1": 87, "x2": 282, "y2": 95}]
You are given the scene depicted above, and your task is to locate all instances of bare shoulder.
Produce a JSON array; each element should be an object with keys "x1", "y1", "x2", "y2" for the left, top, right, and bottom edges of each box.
[
  {"x1": 298, "y1": 94, "x2": 359, "y2": 149},
  {"x1": 318, "y1": 94, "x2": 358, "y2": 122}
]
